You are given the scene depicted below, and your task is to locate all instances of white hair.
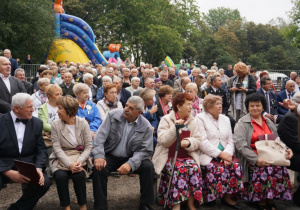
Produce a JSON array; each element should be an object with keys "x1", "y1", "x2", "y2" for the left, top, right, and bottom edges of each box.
[
  {"x1": 185, "y1": 83, "x2": 198, "y2": 92},
  {"x1": 37, "y1": 78, "x2": 50, "y2": 88},
  {"x1": 102, "y1": 75, "x2": 112, "y2": 83},
  {"x1": 192, "y1": 68, "x2": 200, "y2": 74},
  {"x1": 127, "y1": 96, "x2": 144, "y2": 111},
  {"x1": 83, "y1": 73, "x2": 93, "y2": 82},
  {"x1": 73, "y1": 83, "x2": 89, "y2": 95},
  {"x1": 131, "y1": 77, "x2": 140, "y2": 82},
  {"x1": 101, "y1": 68, "x2": 106, "y2": 75},
  {"x1": 11, "y1": 93, "x2": 32, "y2": 109},
  {"x1": 14, "y1": 68, "x2": 25, "y2": 76}
]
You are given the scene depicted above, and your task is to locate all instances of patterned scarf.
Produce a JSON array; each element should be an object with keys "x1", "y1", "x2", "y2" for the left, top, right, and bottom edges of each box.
[
  {"x1": 39, "y1": 91, "x2": 47, "y2": 104},
  {"x1": 104, "y1": 98, "x2": 119, "y2": 108},
  {"x1": 192, "y1": 96, "x2": 200, "y2": 117},
  {"x1": 159, "y1": 97, "x2": 171, "y2": 115}
]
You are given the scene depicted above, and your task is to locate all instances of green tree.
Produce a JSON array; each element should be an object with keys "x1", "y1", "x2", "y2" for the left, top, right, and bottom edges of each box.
[
  {"x1": 203, "y1": 7, "x2": 243, "y2": 34},
  {"x1": 0, "y1": 0, "x2": 54, "y2": 63}
]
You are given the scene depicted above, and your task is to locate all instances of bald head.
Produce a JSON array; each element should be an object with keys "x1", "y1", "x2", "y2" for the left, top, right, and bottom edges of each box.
[
  {"x1": 181, "y1": 77, "x2": 191, "y2": 90},
  {"x1": 286, "y1": 80, "x2": 295, "y2": 93},
  {"x1": 0, "y1": 56, "x2": 11, "y2": 77},
  {"x1": 290, "y1": 72, "x2": 297, "y2": 80},
  {"x1": 3, "y1": 49, "x2": 11, "y2": 59}
]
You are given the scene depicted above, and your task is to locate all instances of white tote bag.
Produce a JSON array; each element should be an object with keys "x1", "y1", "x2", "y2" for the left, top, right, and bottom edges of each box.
[{"x1": 255, "y1": 134, "x2": 290, "y2": 166}]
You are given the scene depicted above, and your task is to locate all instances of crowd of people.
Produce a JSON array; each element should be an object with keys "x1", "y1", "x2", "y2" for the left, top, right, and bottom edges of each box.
[{"x1": 1, "y1": 49, "x2": 300, "y2": 210}]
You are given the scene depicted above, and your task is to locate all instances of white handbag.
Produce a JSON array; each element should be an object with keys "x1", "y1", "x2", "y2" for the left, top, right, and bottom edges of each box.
[{"x1": 255, "y1": 134, "x2": 290, "y2": 167}]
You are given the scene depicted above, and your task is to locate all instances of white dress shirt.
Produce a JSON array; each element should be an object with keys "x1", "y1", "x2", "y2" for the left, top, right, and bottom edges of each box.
[
  {"x1": 10, "y1": 111, "x2": 26, "y2": 153},
  {"x1": 0, "y1": 73, "x2": 11, "y2": 93}
]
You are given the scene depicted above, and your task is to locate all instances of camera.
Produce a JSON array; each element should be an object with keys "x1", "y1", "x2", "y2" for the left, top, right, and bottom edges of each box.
[{"x1": 235, "y1": 82, "x2": 241, "y2": 88}]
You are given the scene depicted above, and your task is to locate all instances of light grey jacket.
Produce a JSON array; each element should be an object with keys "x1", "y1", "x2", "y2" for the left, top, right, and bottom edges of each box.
[
  {"x1": 233, "y1": 113, "x2": 277, "y2": 182},
  {"x1": 92, "y1": 109, "x2": 153, "y2": 172}
]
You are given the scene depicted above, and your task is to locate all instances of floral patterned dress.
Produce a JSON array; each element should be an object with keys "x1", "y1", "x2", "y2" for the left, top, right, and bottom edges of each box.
[
  {"x1": 157, "y1": 126, "x2": 203, "y2": 208},
  {"x1": 242, "y1": 118, "x2": 292, "y2": 201},
  {"x1": 201, "y1": 161, "x2": 244, "y2": 202}
]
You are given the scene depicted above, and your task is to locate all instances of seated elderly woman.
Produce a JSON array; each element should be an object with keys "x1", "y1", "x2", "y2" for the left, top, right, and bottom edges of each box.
[
  {"x1": 38, "y1": 84, "x2": 62, "y2": 156},
  {"x1": 50, "y1": 96, "x2": 93, "y2": 210},
  {"x1": 96, "y1": 84, "x2": 122, "y2": 122},
  {"x1": 185, "y1": 83, "x2": 203, "y2": 116},
  {"x1": 152, "y1": 93, "x2": 203, "y2": 210},
  {"x1": 125, "y1": 77, "x2": 142, "y2": 96},
  {"x1": 121, "y1": 67, "x2": 131, "y2": 88},
  {"x1": 139, "y1": 88, "x2": 158, "y2": 147},
  {"x1": 234, "y1": 93, "x2": 293, "y2": 210},
  {"x1": 96, "y1": 75, "x2": 113, "y2": 102},
  {"x1": 73, "y1": 83, "x2": 102, "y2": 139},
  {"x1": 196, "y1": 94, "x2": 243, "y2": 209},
  {"x1": 156, "y1": 85, "x2": 173, "y2": 123},
  {"x1": 32, "y1": 78, "x2": 50, "y2": 117},
  {"x1": 83, "y1": 73, "x2": 98, "y2": 103}
]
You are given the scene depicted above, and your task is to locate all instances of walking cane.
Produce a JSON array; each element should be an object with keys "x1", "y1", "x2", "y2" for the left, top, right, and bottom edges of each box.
[{"x1": 163, "y1": 124, "x2": 185, "y2": 209}]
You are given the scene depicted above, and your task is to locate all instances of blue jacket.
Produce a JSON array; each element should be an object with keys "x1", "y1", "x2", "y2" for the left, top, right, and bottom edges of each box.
[
  {"x1": 276, "y1": 90, "x2": 295, "y2": 115},
  {"x1": 9, "y1": 58, "x2": 18, "y2": 76},
  {"x1": 96, "y1": 86, "x2": 104, "y2": 102},
  {"x1": 142, "y1": 104, "x2": 158, "y2": 132},
  {"x1": 76, "y1": 100, "x2": 102, "y2": 132}
]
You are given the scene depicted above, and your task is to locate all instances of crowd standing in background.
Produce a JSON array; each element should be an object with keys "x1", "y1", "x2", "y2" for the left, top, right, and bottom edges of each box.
[{"x1": 1, "y1": 50, "x2": 300, "y2": 210}]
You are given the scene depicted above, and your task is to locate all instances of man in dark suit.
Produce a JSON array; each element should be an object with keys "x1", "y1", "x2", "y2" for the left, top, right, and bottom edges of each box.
[
  {"x1": 4, "y1": 49, "x2": 18, "y2": 76},
  {"x1": 113, "y1": 77, "x2": 131, "y2": 107},
  {"x1": 0, "y1": 93, "x2": 50, "y2": 209},
  {"x1": 258, "y1": 76, "x2": 282, "y2": 123},
  {"x1": 203, "y1": 75, "x2": 229, "y2": 114},
  {"x1": 0, "y1": 56, "x2": 26, "y2": 114},
  {"x1": 14, "y1": 68, "x2": 33, "y2": 94},
  {"x1": 224, "y1": 64, "x2": 233, "y2": 78},
  {"x1": 281, "y1": 71, "x2": 297, "y2": 91},
  {"x1": 276, "y1": 80, "x2": 295, "y2": 115},
  {"x1": 278, "y1": 92, "x2": 300, "y2": 206}
]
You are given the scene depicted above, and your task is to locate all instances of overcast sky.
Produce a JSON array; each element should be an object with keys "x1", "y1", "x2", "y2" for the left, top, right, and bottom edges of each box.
[{"x1": 196, "y1": 0, "x2": 294, "y2": 24}]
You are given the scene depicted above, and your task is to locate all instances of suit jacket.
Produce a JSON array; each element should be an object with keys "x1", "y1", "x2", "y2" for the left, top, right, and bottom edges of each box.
[
  {"x1": 204, "y1": 86, "x2": 229, "y2": 115},
  {"x1": 9, "y1": 58, "x2": 18, "y2": 76},
  {"x1": 60, "y1": 82, "x2": 75, "y2": 97},
  {"x1": 257, "y1": 88, "x2": 278, "y2": 115},
  {"x1": 278, "y1": 111, "x2": 300, "y2": 154},
  {"x1": 0, "y1": 113, "x2": 47, "y2": 172},
  {"x1": 161, "y1": 79, "x2": 173, "y2": 87},
  {"x1": 49, "y1": 117, "x2": 93, "y2": 173},
  {"x1": 276, "y1": 90, "x2": 295, "y2": 115},
  {"x1": 119, "y1": 88, "x2": 131, "y2": 108},
  {"x1": 0, "y1": 76, "x2": 26, "y2": 114}
]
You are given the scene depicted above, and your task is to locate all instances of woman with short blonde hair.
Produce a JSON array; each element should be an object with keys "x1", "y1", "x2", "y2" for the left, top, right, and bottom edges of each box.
[{"x1": 185, "y1": 83, "x2": 203, "y2": 116}]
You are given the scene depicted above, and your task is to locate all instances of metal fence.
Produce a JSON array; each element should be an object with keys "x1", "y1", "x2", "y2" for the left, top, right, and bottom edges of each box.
[{"x1": 21, "y1": 64, "x2": 41, "y2": 82}]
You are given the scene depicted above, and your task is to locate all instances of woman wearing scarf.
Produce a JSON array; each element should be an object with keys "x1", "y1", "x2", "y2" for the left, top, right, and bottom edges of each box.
[
  {"x1": 185, "y1": 83, "x2": 203, "y2": 116},
  {"x1": 156, "y1": 85, "x2": 173, "y2": 123},
  {"x1": 96, "y1": 83, "x2": 123, "y2": 122}
]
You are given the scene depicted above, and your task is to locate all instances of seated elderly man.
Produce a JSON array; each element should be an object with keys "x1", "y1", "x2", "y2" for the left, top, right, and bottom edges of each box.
[
  {"x1": 60, "y1": 72, "x2": 75, "y2": 97},
  {"x1": 0, "y1": 93, "x2": 50, "y2": 209},
  {"x1": 173, "y1": 76, "x2": 191, "y2": 96},
  {"x1": 92, "y1": 96, "x2": 154, "y2": 210},
  {"x1": 278, "y1": 92, "x2": 300, "y2": 206},
  {"x1": 159, "y1": 70, "x2": 173, "y2": 87},
  {"x1": 113, "y1": 77, "x2": 131, "y2": 107},
  {"x1": 14, "y1": 68, "x2": 33, "y2": 94}
]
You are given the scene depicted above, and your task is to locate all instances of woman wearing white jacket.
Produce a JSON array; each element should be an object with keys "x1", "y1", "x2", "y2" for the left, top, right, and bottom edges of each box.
[{"x1": 196, "y1": 94, "x2": 244, "y2": 209}]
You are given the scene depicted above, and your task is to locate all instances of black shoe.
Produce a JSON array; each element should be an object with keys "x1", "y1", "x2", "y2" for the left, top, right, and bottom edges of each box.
[
  {"x1": 221, "y1": 199, "x2": 242, "y2": 210},
  {"x1": 139, "y1": 203, "x2": 153, "y2": 210},
  {"x1": 202, "y1": 200, "x2": 217, "y2": 207}
]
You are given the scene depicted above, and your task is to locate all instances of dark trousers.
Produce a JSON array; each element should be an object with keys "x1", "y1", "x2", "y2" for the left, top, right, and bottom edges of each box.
[
  {"x1": 53, "y1": 170, "x2": 87, "y2": 207},
  {"x1": 0, "y1": 172, "x2": 50, "y2": 210},
  {"x1": 92, "y1": 154, "x2": 154, "y2": 210},
  {"x1": 288, "y1": 154, "x2": 300, "y2": 172}
]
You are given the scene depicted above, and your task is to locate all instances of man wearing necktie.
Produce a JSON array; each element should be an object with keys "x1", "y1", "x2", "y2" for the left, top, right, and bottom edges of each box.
[
  {"x1": 0, "y1": 93, "x2": 50, "y2": 209},
  {"x1": 276, "y1": 80, "x2": 295, "y2": 115},
  {"x1": 258, "y1": 77, "x2": 282, "y2": 123}
]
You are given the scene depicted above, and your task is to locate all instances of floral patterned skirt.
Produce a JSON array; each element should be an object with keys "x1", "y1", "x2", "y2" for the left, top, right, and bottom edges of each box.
[
  {"x1": 201, "y1": 161, "x2": 244, "y2": 203},
  {"x1": 158, "y1": 157, "x2": 203, "y2": 208},
  {"x1": 243, "y1": 165, "x2": 292, "y2": 201}
]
